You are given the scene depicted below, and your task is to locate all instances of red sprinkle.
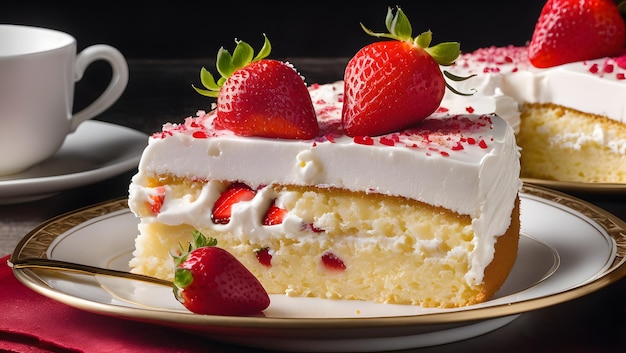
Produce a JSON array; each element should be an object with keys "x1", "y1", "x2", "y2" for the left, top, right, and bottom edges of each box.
[
  {"x1": 192, "y1": 131, "x2": 208, "y2": 139},
  {"x1": 379, "y1": 136, "x2": 395, "y2": 146},
  {"x1": 615, "y1": 54, "x2": 626, "y2": 69},
  {"x1": 354, "y1": 136, "x2": 374, "y2": 145}
]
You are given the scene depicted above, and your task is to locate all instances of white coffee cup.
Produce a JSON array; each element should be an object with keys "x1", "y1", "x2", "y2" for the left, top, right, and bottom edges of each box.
[{"x1": 0, "y1": 24, "x2": 129, "y2": 175}]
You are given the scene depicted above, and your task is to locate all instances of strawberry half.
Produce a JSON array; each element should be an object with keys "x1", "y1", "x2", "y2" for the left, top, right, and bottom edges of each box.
[
  {"x1": 173, "y1": 231, "x2": 270, "y2": 316},
  {"x1": 342, "y1": 6, "x2": 470, "y2": 137},
  {"x1": 211, "y1": 182, "x2": 256, "y2": 224},
  {"x1": 193, "y1": 35, "x2": 319, "y2": 139},
  {"x1": 262, "y1": 200, "x2": 287, "y2": 225},
  {"x1": 528, "y1": 0, "x2": 626, "y2": 68}
]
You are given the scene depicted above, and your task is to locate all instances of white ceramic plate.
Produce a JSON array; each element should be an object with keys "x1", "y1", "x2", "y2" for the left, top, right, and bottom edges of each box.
[
  {"x1": 10, "y1": 185, "x2": 626, "y2": 352},
  {"x1": 0, "y1": 121, "x2": 147, "y2": 204}
]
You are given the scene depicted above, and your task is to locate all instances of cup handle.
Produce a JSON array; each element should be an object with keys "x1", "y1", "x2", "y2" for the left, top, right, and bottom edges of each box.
[{"x1": 70, "y1": 44, "x2": 129, "y2": 131}]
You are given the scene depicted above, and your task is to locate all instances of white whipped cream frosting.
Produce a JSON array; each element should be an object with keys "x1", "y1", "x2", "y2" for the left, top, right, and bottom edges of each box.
[
  {"x1": 442, "y1": 46, "x2": 626, "y2": 133},
  {"x1": 129, "y1": 81, "x2": 521, "y2": 287}
]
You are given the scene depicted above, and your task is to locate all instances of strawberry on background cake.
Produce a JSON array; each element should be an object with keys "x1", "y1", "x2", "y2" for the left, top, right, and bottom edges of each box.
[
  {"x1": 128, "y1": 7, "x2": 522, "y2": 311},
  {"x1": 442, "y1": 0, "x2": 626, "y2": 184}
]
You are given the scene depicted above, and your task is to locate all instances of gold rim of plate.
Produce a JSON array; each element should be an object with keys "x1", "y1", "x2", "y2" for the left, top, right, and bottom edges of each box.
[
  {"x1": 9, "y1": 184, "x2": 626, "y2": 329},
  {"x1": 522, "y1": 177, "x2": 626, "y2": 193}
]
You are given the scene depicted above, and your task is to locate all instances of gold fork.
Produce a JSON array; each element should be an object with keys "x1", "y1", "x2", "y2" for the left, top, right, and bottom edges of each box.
[{"x1": 8, "y1": 257, "x2": 172, "y2": 286}]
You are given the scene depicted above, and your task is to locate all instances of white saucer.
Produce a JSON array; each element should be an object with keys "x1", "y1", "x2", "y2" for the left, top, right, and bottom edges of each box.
[{"x1": 0, "y1": 121, "x2": 147, "y2": 204}]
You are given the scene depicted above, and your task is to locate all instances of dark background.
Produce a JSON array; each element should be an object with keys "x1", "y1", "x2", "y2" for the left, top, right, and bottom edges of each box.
[
  {"x1": 2, "y1": 1, "x2": 545, "y2": 60},
  {"x1": 1, "y1": 1, "x2": 547, "y2": 126}
]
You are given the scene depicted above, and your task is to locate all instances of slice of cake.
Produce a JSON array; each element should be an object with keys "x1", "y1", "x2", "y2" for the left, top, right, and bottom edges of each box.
[
  {"x1": 128, "y1": 7, "x2": 522, "y2": 309},
  {"x1": 441, "y1": 0, "x2": 626, "y2": 183},
  {"x1": 128, "y1": 81, "x2": 522, "y2": 308},
  {"x1": 444, "y1": 46, "x2": 626, "y2": 183}
]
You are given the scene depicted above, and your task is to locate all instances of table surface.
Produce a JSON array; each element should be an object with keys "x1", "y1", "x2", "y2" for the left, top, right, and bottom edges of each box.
[{"x1": 1, "y1": 58, "x2": 626, "y2": 353}]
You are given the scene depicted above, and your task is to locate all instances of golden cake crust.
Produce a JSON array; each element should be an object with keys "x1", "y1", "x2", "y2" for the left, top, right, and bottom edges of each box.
[{"x1": 479, "y1": 196, "x2": 520, "y2": 303}]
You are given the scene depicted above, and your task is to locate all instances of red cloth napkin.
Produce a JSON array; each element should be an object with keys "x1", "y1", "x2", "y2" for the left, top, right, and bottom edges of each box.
[{"x1": 0, "y1": 255, "x2": 236, "y2": 353}]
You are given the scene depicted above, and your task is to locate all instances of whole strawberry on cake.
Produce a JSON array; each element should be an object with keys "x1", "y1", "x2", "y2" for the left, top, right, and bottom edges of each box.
[
  {"x1": 127, "y1": 7, "x2": 522, "y2": 309},
  {"x1": 441, "y1": 0, "x2": 626, "y2": 184}
]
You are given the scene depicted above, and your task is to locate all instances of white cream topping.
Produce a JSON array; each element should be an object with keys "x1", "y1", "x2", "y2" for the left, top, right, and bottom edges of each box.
[
  {"x1": 440, "y1": 71, "x2": 521, "y2": 134},
  {"x1": 128, "y1": 81, "x2": 521, "y2": 287},
  {"x1": 442, "y1": 45, "x2": 626, "y2": 137}
]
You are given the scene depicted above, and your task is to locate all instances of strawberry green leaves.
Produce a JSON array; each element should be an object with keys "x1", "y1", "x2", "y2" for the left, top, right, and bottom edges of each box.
[
  {"x1": 192, "y1": 35, "x2": 318, "y2": 139},
  {"x1": 360, "y1": 7, "x2": 461, "y2": 67},
  {"x1": 193, "y1": 34, "x2": 272, "y2": 98},
  {"x1": 171, "y1": 230, "x2": 217, "y2": 268}
]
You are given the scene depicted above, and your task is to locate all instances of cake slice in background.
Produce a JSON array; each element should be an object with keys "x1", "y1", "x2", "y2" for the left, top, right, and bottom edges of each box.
[{"x1": 443, "y1": 0, "x2": 626, "y2": 183}]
